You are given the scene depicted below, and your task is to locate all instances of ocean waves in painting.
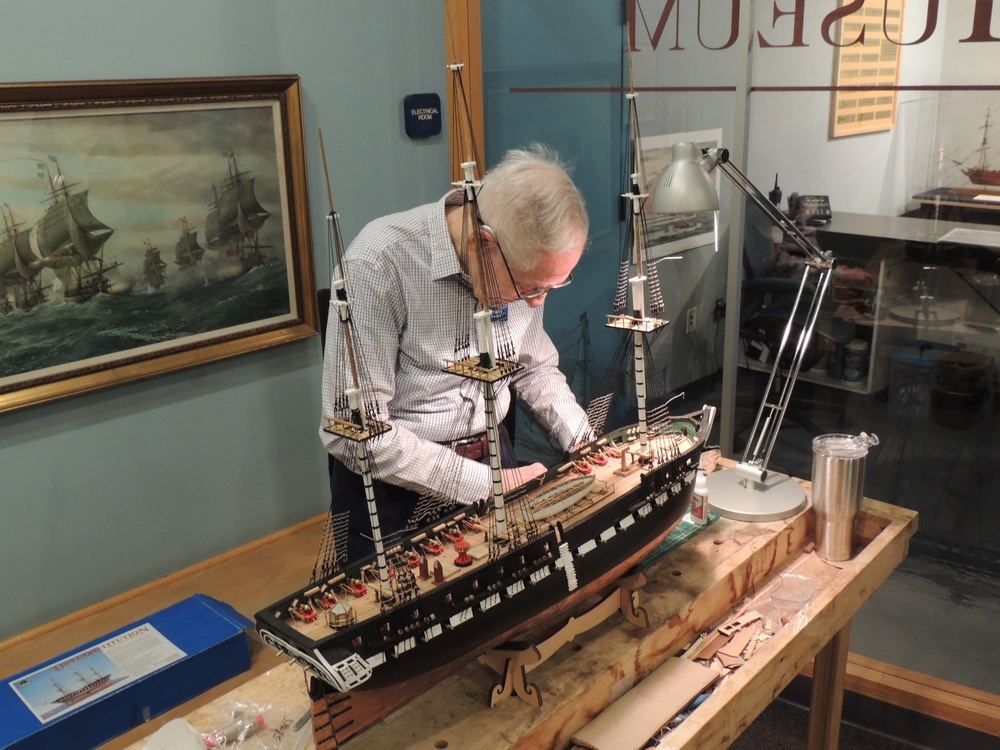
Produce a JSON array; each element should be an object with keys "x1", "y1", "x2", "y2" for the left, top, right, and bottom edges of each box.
[{"x1": 0, "y1": 260, "x2": 291, "y2": 383}]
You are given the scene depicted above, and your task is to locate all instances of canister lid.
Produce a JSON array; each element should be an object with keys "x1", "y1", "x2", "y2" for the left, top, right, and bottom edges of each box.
[{"x1": 812, "y1": 432, "x2": 879, "y2": 458}]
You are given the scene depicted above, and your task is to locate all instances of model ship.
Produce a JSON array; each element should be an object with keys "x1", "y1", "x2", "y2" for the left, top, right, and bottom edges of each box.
[
  {"x1": 254, "y1": 69, "x2": 715, "y2": 748},
  {"x1": 961, "y1": 108, "x2": 1000, "y2": 188}
]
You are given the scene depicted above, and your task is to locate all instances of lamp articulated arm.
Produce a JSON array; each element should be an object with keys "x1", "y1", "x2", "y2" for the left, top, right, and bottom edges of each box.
[
  {"x1": 702, "y1": 148, "x2": 835, "y2": 268},
  {"x1": 740, "y1": 261, "x2": 833, "y2": 481},
  {"x1": 701, "y1": 148, "x2": 836, "y2": 481},
  {"x1": 651, "y1": 142, "x2": 839, "y2": 484}
]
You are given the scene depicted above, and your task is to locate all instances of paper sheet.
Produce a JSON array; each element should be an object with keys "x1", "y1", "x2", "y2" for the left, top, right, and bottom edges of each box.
[{"x1": 937, "y1": 227, "x2": 1000, "y2": 249}]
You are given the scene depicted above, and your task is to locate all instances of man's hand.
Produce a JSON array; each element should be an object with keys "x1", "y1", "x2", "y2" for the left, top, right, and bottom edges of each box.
[{"x1": 502, "y1": 462, "x2": 547, "y2": 491}]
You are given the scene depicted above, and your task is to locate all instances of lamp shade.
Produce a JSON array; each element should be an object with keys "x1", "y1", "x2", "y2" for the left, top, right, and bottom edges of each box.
[{"x1": 650, "y1": 142, "x2": 720, "y2": 214}]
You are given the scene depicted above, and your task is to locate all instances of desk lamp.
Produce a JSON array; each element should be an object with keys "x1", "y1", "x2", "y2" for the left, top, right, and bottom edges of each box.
[{"x1": 652, "y1": 144, "x2": 836, "y2": 521}]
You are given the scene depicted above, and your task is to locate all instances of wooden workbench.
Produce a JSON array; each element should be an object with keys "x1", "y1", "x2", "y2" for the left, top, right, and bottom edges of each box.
[
  {"x1": 342, "y1": 494, "x2": 916, "y2": 750},
  {"x1": 3, "y1": 478, "x2": 920, "y2": 750}
]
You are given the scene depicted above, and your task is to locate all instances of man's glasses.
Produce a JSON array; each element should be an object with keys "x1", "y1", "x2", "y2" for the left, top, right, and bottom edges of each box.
[{"x1": 479, "y1": 223, "x2": 573, "y2": 301}]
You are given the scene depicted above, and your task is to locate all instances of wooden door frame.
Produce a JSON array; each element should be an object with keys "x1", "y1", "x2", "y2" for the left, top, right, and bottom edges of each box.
[{"x1": 444, "y1": 0, "x2": 485, "y2": 180}]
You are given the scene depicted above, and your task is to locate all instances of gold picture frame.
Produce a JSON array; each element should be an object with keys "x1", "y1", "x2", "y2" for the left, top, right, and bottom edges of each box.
[{"x1": 0, "y1": 75, "x2": 317, "y2": 414}]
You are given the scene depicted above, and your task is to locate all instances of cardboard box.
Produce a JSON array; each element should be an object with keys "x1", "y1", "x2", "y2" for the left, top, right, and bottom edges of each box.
[{"x1": 1, "y1": 594, "x2": 252, "y2": 750}]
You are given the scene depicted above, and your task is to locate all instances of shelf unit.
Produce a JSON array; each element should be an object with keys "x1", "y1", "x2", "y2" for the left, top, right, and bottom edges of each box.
[{"x1": 738, "y1": 260, "x2": 889, "y2": 396}]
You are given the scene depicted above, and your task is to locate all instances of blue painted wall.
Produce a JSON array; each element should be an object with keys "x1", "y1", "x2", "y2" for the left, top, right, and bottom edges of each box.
[{"x1": 0, "y1": 0, "x2": 451, "y2": 640}]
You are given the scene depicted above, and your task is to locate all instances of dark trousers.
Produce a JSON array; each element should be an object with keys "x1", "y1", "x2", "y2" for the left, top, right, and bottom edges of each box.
[{"x1": 330, "y1": 427, "x2": 516, "y2": 563}]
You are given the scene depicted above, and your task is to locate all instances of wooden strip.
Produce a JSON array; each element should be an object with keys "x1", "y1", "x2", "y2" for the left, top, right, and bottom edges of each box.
[
  {"x1": 801, "y1": 652, "x2": 1000, "y2": 738},
  {"x1": 0, "y1": 514, "x2": 325, "y2": 678},
  {"x1": 571, "y1": 658, "x2": 717, "y2": 750}
]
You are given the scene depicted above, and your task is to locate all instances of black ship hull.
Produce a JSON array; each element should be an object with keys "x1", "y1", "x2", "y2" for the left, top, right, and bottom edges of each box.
[{"x1": 255, "y1": 410, "x2": 713, "y2": 696}]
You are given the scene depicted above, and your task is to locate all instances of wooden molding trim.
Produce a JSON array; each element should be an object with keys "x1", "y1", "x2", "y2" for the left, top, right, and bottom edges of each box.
[{"x1": 804, "y1": 652, "x2": 1000, "y2": 737}]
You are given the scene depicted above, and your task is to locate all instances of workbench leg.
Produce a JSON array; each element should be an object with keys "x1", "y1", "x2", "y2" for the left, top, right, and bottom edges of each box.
[{"x1": 807, "y1": 621, "x2": 851, "y2": 750}]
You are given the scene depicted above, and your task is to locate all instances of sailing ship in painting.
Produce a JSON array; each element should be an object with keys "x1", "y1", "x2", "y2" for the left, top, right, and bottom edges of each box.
[
  {"x1": 141, "y1": 241, "x2": 168, "y2": 290},
  {"x1": 0, "y1": 161, "x2": 119, "y2": 313},
  {"x1": 0, "y1": 205, "x2": 45, "y2": 313},
  {"x1": 205, "y1": 149, "x2": 273, "y2": 271},
  {"x1": 961, "y1": 108, "x2": 1000, "y2": 188},
  {"x1": 34, "y1": 163, "x2": 120, "y2": 304},
  {"x1": 253, "y1": 68, "x2": 715, "y2": 748},
  {"x1": 174, "y1": 217, "x2": 206, "y2": 274},
  {"x1": 0, "y1": 149, "x2": 275, "y2": 315}
]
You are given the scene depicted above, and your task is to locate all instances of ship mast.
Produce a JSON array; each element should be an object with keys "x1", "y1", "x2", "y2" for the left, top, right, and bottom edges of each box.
[
  {"x1": 318, "y1": 129, "x2": 394, "y2": 601},
  {"x1": 441, "y1": 63, "x2": 522, "y2": 543},
  {"x1": 606, "y1": 92, "x2": 668, "y2": 455},
  {"x1": 977, "y1": 108, "x2": 992, "y2": 172},
  {"x1": 461, "y1": 160, "x2": 509, "y2": 540}
]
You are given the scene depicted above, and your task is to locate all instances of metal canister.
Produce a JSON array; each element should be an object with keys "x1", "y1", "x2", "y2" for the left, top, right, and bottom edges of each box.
[{"x1": 810, "y1": 432, "x2": 879, "y2": 561}]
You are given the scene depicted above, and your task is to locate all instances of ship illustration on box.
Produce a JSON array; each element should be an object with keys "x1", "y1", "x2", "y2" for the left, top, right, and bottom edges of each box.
[
  {"x1": 51, "y1": 669, "x2": 112, "y2": 707},
  {"x1": 253, "y1": 66, "x2": 715, "y2": 748}
]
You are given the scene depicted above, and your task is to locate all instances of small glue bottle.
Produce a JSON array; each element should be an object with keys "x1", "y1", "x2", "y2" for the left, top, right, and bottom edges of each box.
[{"x1": 690, "y1": 469, "x2": 708, "y2": 526}]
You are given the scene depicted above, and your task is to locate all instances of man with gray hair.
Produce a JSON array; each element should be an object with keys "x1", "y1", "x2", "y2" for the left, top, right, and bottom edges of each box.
[{"x1": 321, "y1": 145, "x2": 592, "y2": 562}]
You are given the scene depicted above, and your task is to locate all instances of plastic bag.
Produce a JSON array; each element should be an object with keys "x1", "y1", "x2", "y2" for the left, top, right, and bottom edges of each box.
[{"x1": 201, "y1": 697, "x2": 309, "y2": 749}]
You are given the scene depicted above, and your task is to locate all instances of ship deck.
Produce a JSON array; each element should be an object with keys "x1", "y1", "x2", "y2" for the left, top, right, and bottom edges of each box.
[{"x1": 275, "y1": 428, "x2": 699, "y2": 642}]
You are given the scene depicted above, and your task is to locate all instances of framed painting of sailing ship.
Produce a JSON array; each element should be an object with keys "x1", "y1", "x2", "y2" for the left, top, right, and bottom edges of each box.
[
  {"x1": 640, "y1": 128, "x2": 722, "y2": 258},
  {"x1": 0, "y1": 75, "x2": 317, "y2": 414}
]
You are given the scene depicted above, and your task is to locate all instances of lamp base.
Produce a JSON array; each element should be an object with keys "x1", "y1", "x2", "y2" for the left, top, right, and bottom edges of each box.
[{"x1": 705, "y1": 467, "x2": 807, "y2": 522}]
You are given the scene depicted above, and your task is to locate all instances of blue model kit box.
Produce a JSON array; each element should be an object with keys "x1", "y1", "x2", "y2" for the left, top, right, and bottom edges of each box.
[{"x1": 0, "y1": 594, "x2": 253, "y2": 750}]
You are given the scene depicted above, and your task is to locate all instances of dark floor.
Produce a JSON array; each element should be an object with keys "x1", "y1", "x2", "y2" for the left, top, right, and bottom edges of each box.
[
  {"x1": 731, "y1": 698, "x2": 917, "y2": 750},
  {"x1": 735, "y1": 675, "x2": 1000, "y2": 750}
]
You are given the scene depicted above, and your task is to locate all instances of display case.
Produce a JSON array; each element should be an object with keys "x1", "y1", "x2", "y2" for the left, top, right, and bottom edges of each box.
[
  {"x1": 738, "y1": 259, "x2": 890, "y2": 396},
  {"x1": 817, "y1": 212, "x2": 999, "y2": 415},
  {"x1": 738, "y1": 210, "x2": 999, "y2": 411}
]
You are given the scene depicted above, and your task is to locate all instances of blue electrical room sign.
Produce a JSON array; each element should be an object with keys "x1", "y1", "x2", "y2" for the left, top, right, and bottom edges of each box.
[{"x1": 403, "y1": 93, "x2": 442, "y2": 139}]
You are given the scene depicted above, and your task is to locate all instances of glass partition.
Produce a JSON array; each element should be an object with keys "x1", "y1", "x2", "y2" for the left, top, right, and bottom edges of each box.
[
  {"x1": 736, "y1": 2, "x2": 1000, "y2": 695},
  {"x1": 735, "y1": 3, "x2": 1000, "y2": 564},
  {"x1": 481, "y1": 0, "x2": 1000, "y2": 699},
  {"x1": 480, "y1": 0, "x2": 626, "y2": 464},
  {"x1": 483, "y1": 0, "x2": 740, "y2": 462}
]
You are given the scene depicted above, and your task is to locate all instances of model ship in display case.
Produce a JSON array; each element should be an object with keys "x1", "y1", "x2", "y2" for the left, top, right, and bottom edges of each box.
[
  {"x1": 960, "y1": 108, "x2": 1000, "y2": 188},
  {"x1": 253, "y1": 66, "x2": 715, "y2": 748}
]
